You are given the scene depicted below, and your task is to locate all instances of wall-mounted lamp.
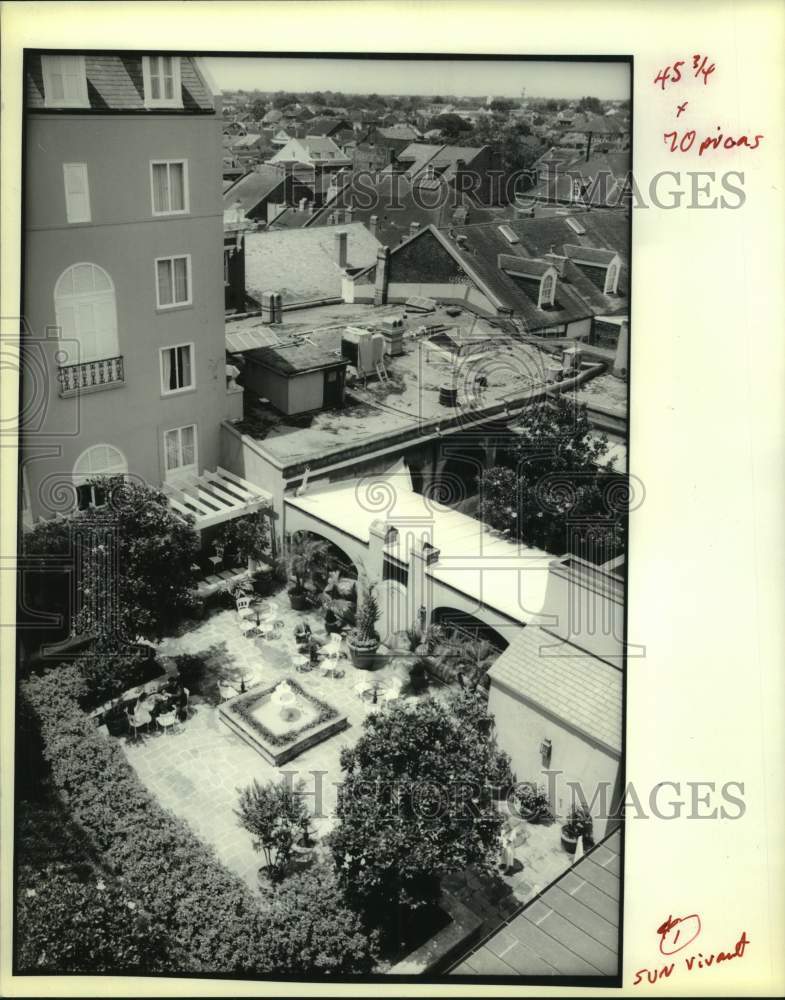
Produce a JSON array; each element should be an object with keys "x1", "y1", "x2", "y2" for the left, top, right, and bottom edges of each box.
[{"x1": 540, "y1": 738, "x2": 552, "y2": 767}]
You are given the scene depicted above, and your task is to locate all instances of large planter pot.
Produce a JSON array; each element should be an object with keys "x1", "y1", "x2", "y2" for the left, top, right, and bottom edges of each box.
[
  {"x1": 348, "y1": 638, "x2": 379, "y2": 669},
  {"x1": 252, "y1": 568, "x2": 274, "y2": 597},
  {"x1": 561, "y1": 827, "x2": 579, "y2": 854},
  {"x1": 288, "y1": 590, "x2": 309, "y2": 611}
]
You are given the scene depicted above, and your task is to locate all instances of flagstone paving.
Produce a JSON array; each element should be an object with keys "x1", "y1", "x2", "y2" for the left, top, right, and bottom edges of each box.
[{"x1": 121, "y1": 594, "x2": 572, "y2": 917}]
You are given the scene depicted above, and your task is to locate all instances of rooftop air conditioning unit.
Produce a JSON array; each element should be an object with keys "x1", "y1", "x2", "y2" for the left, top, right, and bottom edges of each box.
[{"x1": 342, "y1": 326, "x2": 384, "y2": 376}]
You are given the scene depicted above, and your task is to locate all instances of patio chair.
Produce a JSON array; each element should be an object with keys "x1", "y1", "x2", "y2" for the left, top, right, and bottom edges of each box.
[
  {"x1": 236, "y1": 595, "x2": 254, "y2": 619},
  {"x1": 157, "y1": 710, "x2": 177, "y2": 735},
  {"x1": 218, "y1": 682, "x2": 239, "y2": 703},
  {"x1": 127, "y1": 708, "x2": 150, "y2": 740}
]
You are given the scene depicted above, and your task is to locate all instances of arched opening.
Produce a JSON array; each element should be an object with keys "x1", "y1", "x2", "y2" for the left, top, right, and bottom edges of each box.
[
  {"x1": 285, "y1": 529, "x2": 359, "y2": 626},
  {"x1": 428, "y1": 606, "x2": 510, "y2": 688},
  {"x1": 73, "y1": 443, "x2": 127, "y2": 510},
  {"x1": 604, "y1": 262, "x2": 618, "y2": 294},
  {"x1": 54, "y1": 263, "x2": 119, "y2": 364}
]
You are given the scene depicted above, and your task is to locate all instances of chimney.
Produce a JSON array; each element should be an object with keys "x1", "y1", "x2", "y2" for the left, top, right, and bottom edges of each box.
[
  {"x1": 585, "y1": 130, "x2": 593, "y2": 162},
  {"x1": 374, "y1": 245, "x2": 390, "y2": 306},
  {"x1": 298, "y1": 197, "x2": 308, "y2": 212},
  {"x1": 369, "y1": 214, "x2": 378, "y2": 238},
  {"x1": 345, "y1": 207, "x2": 354, "y2": 223},
  {"x1": 409, "y1": 221, "x2": 420, "y2": 238},
  {"x1": 335, "y1": 230, "x2": 348, "y2": 268},
  {"x1": 454, "y1": 157, "x2": 466, "y2": 207}
]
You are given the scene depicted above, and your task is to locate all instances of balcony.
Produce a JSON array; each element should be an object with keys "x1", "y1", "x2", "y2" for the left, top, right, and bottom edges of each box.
[{"x1": 57, "y1": 356, "x2": 125, "y2": 398}]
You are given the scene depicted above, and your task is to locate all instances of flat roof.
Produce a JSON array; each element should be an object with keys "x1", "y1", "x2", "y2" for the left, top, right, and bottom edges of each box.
[
  {"x1": 286, "y1": 476, "x2": 554, "y2": 628},
  {"x1": 452, "y1": 829, "x2": 621, "y2": 978},
  {"x1": 229, "y1": 301, "x2": 580, "y2": 470}
]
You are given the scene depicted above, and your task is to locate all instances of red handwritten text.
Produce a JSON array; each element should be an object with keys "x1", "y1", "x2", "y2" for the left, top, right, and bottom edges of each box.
[
  {"x1": 654, "y1": 55, "x2": 715, "y2": 90},
  {"x1": 663, "y1": 128, "x2": 764, "y2": 155},
  {"x1": 657, "y1": 913, "x2": 701, "y2": 955}
]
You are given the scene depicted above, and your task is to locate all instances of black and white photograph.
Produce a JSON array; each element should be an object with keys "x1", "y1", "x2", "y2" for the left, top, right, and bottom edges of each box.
[{"x1": 10, "y1": 45, "x2": 633, "y2": 984}]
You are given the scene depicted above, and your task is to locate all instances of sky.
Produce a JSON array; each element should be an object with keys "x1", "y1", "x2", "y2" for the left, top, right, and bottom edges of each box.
[{"x1": 205, "y1": 57, "x2": 630, "y2": 100}]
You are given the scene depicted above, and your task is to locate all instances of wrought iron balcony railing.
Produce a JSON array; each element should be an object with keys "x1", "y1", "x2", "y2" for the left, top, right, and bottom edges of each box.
[{"x1": 57, "y1": 356, "x2": 125, "y2": 397}]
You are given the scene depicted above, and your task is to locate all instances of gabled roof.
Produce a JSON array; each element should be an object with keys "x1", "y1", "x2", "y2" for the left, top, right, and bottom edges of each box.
[
  {"x1": 488, "y1": 626, "x2": 622, "y2": 754},
  {"x1": 24, "y1": 54, "x2": 215, "y2": 113},
  {"x1": 388, "y1": 141, "x2": 488, "y2": 183},
  {"x1": 450, "y1": 213, "x2": 629, "y2": 318},
  {"x1": 243, "y1": 222, "x2": 382, "y2": 305},
  {"x1": 498, "y1": 255, "x2": 554, "y2": 279},
  {"x1": 222, "y1": 167, "x2": 288, "y2": 216},
  {"x1": 563, "y1": 244, "x2": 619, "y2": 267}
]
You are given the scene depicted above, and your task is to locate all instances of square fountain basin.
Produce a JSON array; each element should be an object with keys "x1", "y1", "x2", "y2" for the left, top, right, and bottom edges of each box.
[{"x1": 218, "y1": 679, "x2": 347, "y2": 765}]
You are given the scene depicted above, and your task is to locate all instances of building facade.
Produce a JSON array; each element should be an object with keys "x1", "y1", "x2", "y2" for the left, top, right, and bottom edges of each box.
[{"x1": 21, "y1": 54, "x2": 239, "y2": 523}]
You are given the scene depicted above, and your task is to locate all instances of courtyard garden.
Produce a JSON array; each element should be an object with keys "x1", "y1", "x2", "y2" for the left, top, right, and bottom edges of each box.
[{"x1": 16, "y1": 478, "x2": 573, "y2": 977}]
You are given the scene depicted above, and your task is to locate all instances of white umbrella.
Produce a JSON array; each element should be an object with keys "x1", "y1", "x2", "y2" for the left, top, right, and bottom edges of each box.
[{"x1": 574, "y1": 835, "x2": 585, "y2": 862}]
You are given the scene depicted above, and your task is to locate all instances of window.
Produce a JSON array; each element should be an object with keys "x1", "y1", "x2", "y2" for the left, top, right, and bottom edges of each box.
[
  {"x1": 41, "y1": 55, "x2": 89, "y2": 108},
  {"x1": 604, "y1": 262, "x2": 619, "y2": 294},
  {"x1": 142, "y1": 55, "x2": 182, "y2": 109},
  {"x1": 73, "y1": 444, "x2": 127, "y2": 510},
  {"x1": 160, "y1": 343, "x2": 194, "y2": 394},
  {"x1": 63, "y1": 164, "x2": 90, "y2": 223},
  {"x1": 164, "y1": 424, "x2": 197, "y2": 481},
  {"x1": 54, "y1": 263, "x2": 118, "y2": 364},
  {"x1": 150, "y1": 160, "x2": 188, "y2": 215},
  {"x1": 155, "y1": 255, "x2": 191, "y2": 308},
  {"x1": 540, "y1": 273, "x2": 556, "y2": 307},
  {"x1": 223, "y1": 248, "x2": 231, "y2": 286},
  {"x1": 383, "y1": 556, "x2": 409, "y2": 588}
]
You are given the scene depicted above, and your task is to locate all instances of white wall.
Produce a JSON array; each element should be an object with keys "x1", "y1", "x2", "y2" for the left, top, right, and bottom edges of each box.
[{"x1": 489, "y1": 677, "x2": 620, "y2": 839}]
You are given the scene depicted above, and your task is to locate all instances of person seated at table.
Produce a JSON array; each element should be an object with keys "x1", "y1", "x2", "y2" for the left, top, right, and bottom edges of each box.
[{"x1": 175, "y1": 684, "x2": 188, "y2": 722}]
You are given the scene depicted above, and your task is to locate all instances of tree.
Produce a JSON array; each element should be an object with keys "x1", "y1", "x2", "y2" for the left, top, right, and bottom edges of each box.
[
  {"x1": 427, "y1": 113, "x2": 472, "y2": 140},
  {"x1": 577, "y1": 95, "x2": 603, "y2": 115},
  {"x1": 66, "y1": 477, "x2": 200, "y2": 648},
  {"x1": 330, "y1": 692, "x2": 512, "y2": 941},
  {"x1": 478, "y1": 397, "x2": 625, "y2": 559},
  {"x1": 251, "y1": 99, "x2": 267, "y2": 119},
  {"x1": 470, "y1": 117, "x2": 544, "y2": 183},
  {"x1": 489, "y1": 97, "x2": 517, "y2": 113},
  {"x1": 235, "y1": 778, "x2": 309, "y2": 882}
]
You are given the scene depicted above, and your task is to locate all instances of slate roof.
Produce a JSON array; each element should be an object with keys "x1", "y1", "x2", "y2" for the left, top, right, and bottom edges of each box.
[
  {"x1": 452, "y1": 829, "x2": 620, "y2": 977},
  {"x1": 487, "y1": 627, "x2": 622, "y2": 754},
  {"x1": 563, "y1": 244, "x2": 619, "y2": 266},
  {"x1": 25, "y1": 54, "x2": 215, "y2": 113},
  {"x1": 451, "y1": 212, "x2": 629, "y2": 317},
  {"x1": 442, "y1": 225, "x2": 593, "y2": 329},
  {"x1": 243, "y1": 222, "x2": 381, "y2": 305}
]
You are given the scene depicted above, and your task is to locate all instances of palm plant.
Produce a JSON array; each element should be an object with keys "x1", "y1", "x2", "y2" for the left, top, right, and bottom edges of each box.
[{"x1": 284, "y1": 532, "x2": 328, "y2": 608}]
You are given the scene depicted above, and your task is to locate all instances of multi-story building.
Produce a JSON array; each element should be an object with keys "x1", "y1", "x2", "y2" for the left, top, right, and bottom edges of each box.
[{"x1": 20, "y1": 53, "x2": 244, "y2": 524}]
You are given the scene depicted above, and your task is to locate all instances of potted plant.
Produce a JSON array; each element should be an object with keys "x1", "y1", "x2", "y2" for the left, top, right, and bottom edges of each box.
[
  {"x1": 561, "y1": 804, "x2": 594, "y2": 855},
  {"x1": 347, "y1": 585, "x2": 381, "y2": 669},
  {"x1": 284, "y1": 532, "x2": 328, "y2": 611},
  {"x1": 321, "y1": 569, "x2": 356, "y2": 634},
  {"x1": 408, "y1": 658, "x2": 429, "y2": 693},
  {"x1": 511, "y1": 782, "x2": 553, "y2": 824}
]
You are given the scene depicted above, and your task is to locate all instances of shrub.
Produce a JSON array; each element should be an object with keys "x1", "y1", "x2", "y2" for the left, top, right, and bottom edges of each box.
[
  {"x1": 19, "y1": 666, "x2": 374, "y2": 975},
  {"x1": 264, "y1": 865, "x2": 377, "y2": 974},
  {"x1": 509, "y1": 781, "x2": 553, "y2": 823},
  {"x1": 75, "y1": 647, "x2": 163, "y2": 710},
  {"x1": 235, "y1": 778, "x2": 309, "y2": 882}
]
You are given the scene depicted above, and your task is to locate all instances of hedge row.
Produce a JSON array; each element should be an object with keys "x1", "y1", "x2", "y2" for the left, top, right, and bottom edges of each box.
[{"x1": 20, "y1": 665, "x2": 374, "y2": 976}]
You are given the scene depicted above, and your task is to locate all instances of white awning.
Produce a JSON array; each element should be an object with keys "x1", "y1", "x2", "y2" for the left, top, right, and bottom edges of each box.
[{"x1": 164, "y1": 466, "x2": 272, "y2": 530}]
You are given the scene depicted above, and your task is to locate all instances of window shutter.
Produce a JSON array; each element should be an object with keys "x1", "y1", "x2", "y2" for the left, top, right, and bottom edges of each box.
[{"x1": 63, "y1": 164, "x2": 90, "y2": 223}]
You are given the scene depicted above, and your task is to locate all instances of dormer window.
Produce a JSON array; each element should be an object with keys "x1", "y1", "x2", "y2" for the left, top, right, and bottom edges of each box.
[
  {"x1": 142, "y1": 56, "x2": 182, "y2": 109},
  {"x1": 539, "y1": 270, "x2": 557, "y2": 309},
  {"x1": 604, "y1": 262, "x2": 619, "y2": 294},
  {"x1": 41, "y1": 55, "x2": 89, "y2": 109}
]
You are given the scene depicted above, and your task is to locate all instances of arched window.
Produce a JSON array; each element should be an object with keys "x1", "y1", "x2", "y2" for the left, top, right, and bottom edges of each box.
[
  {"x1": 540, "y1": 272, "x2": 555, "y2": 307},
  {"x1": 605, "y1": 262, "x2": 619, "y2": 294},
  {"x1": 54, "y1": 264, "x2": 118, "y2": 365},
  {"x1": 73, "y1": 444, "x2": 127, "y2": 510}
]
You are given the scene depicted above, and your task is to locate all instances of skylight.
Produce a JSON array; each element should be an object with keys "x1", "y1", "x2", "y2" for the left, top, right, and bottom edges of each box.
[
  {"x1": 498, "y1": 225, "x2": 519, "y2": 245},
  {"x1": 565, "y1": 217, "x2": 587, "y2": 235}
]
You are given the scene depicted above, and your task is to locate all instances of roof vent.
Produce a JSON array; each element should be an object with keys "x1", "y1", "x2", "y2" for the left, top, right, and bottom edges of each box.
[
  {"x1": 498, "y1": 224, "x2": 519, "y2": 245},
  {"x1": 565, "y1": 217, "x2": 587, "y2": 235}
]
